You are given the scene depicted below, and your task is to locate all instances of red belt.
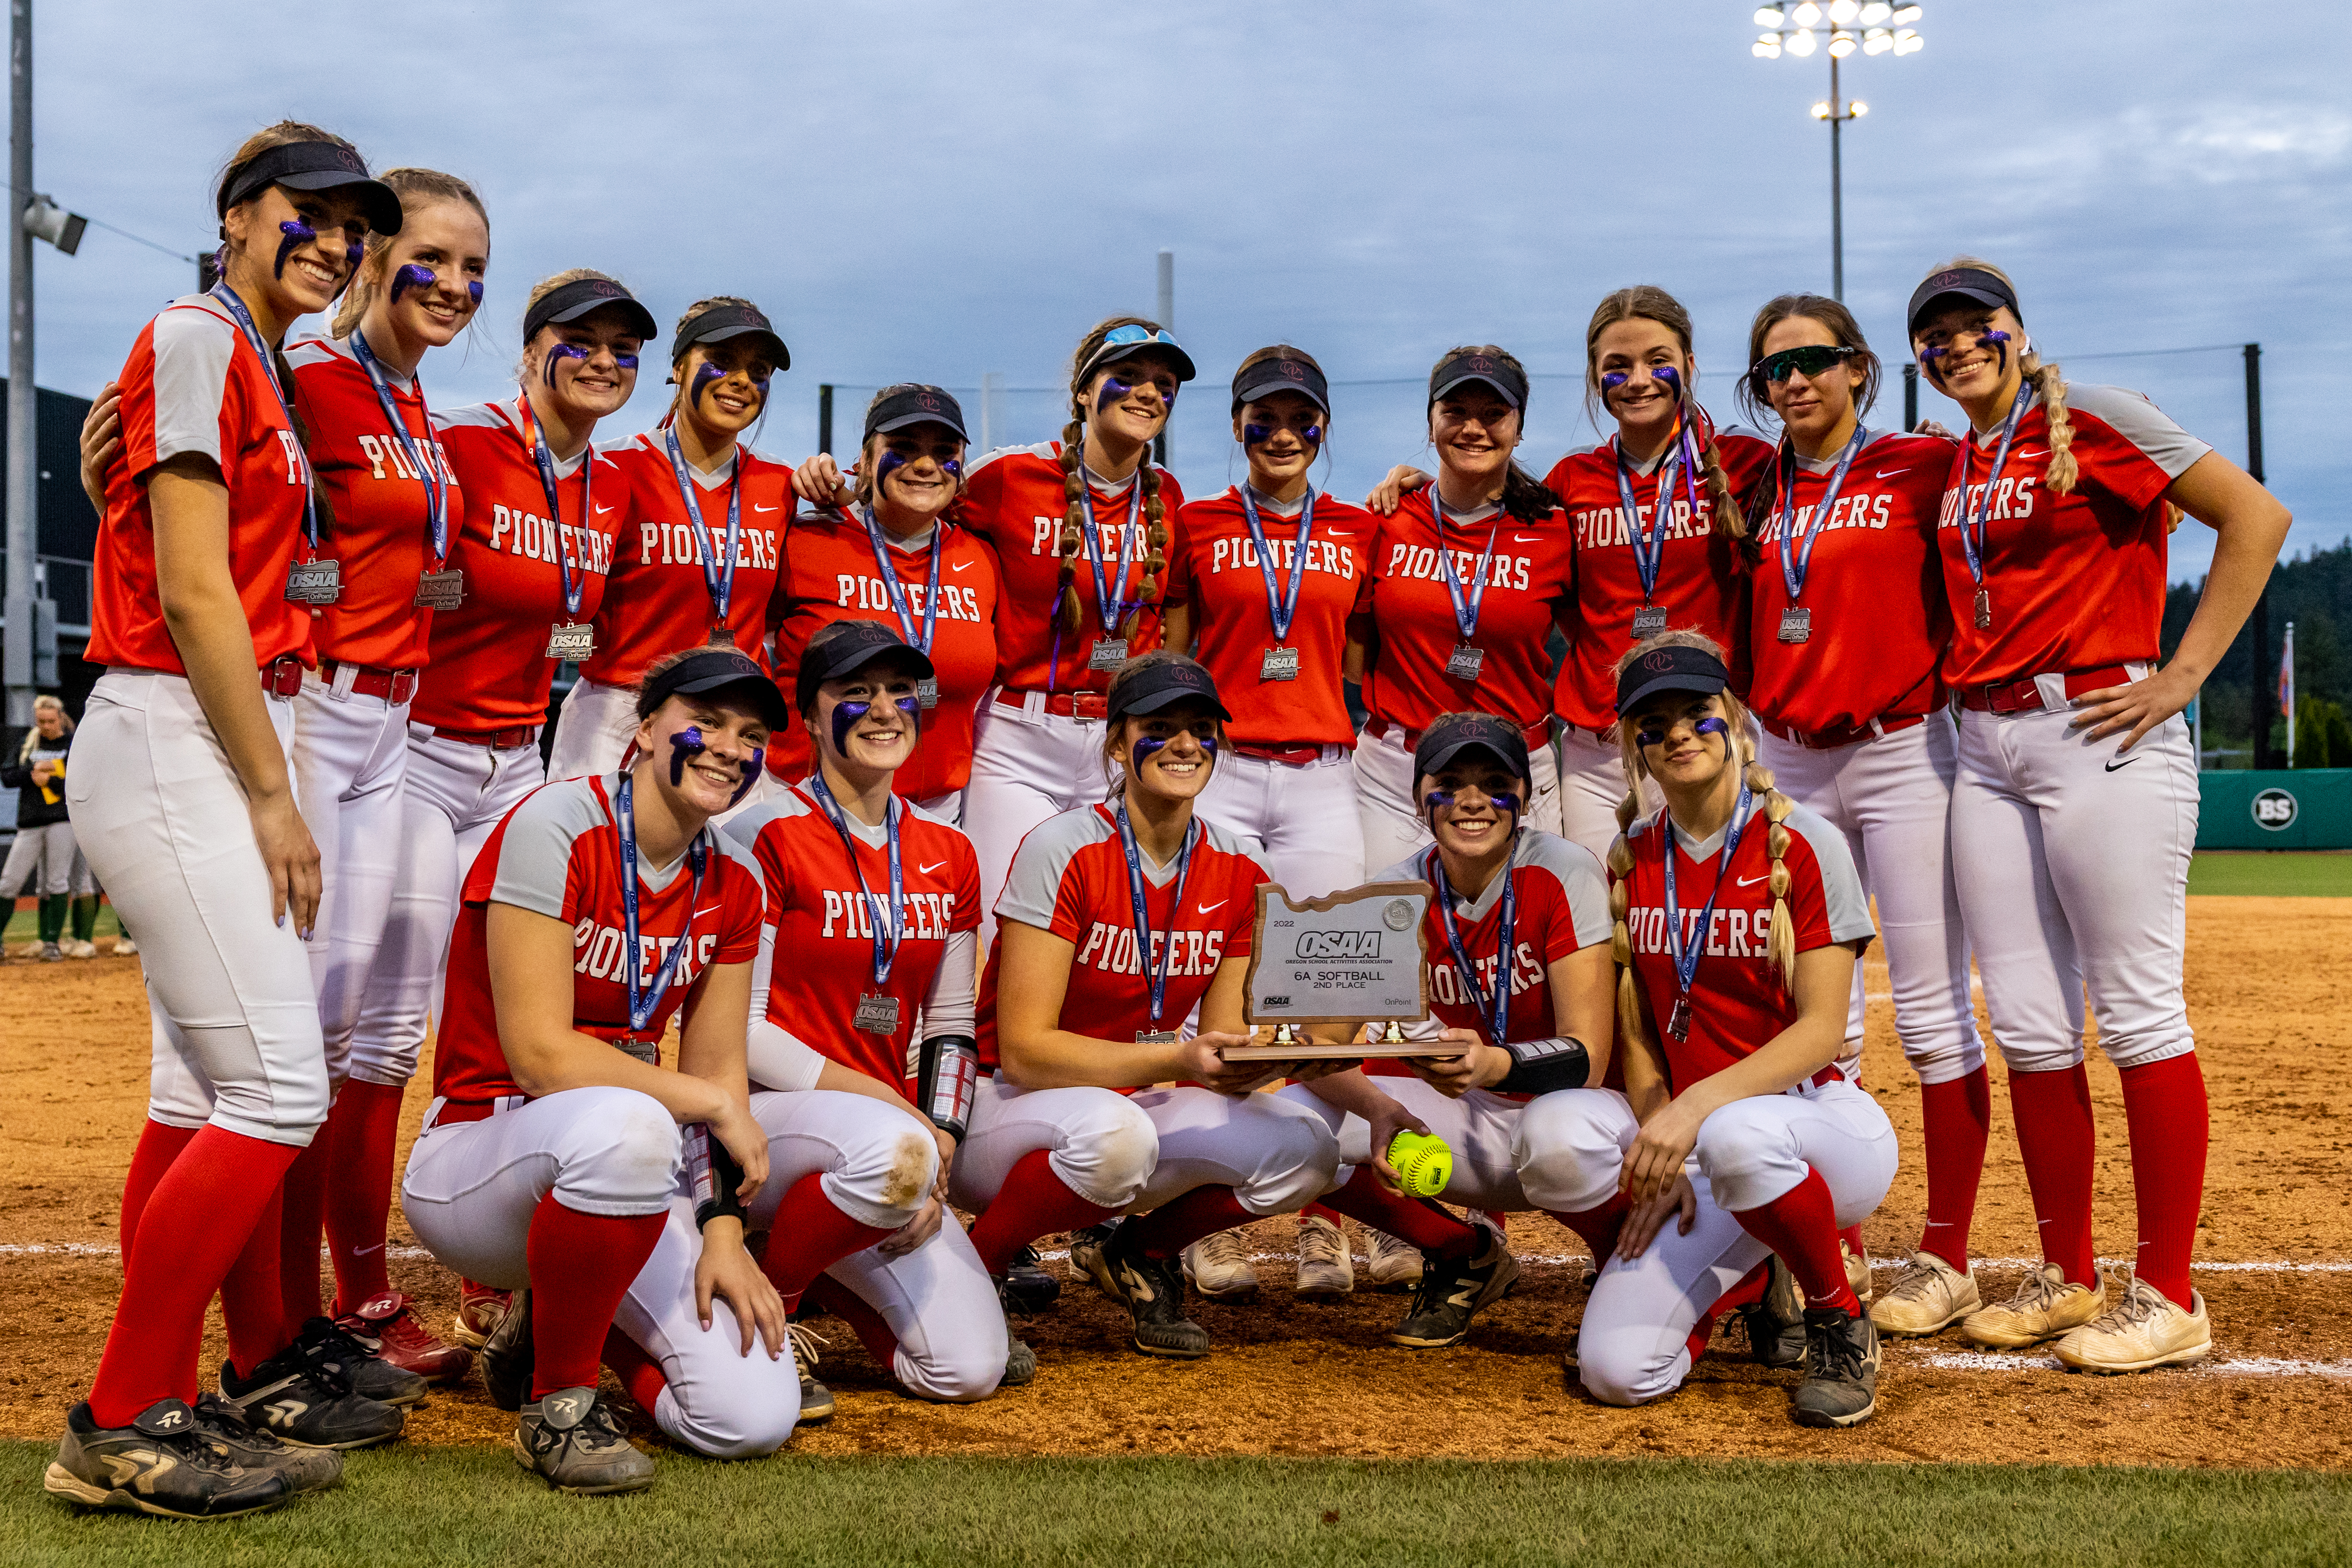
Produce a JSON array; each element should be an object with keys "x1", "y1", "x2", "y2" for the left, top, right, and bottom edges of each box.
[
  {"x1": 997, "y1": 688, "x2": 1108, "y2": 721},
  {"x1": 1760, "y1": 712, "x2": 1928, "y2": 751},
  {"x1": 1232, "y1": 740, "x2": 1335, "y2": 765},
  {"x1": 1364, "y1": 716, "x2": 1550, "y2": 748},
  {"x1": 434, "y1": 724, "x2": 540, "y2": 749},
  {"x1": 1958, "y1": 665, "x2": 2131, "y2": 715},
  {"x1": 260, "y1": 655, "x2": 306, "y2": 698},
  {"x1": 321, "y1": 659, "x2": 421, "y2": 705},
  {"x1": 1789, "y1": 1064, "x2": 1846, "y2": 1094}
]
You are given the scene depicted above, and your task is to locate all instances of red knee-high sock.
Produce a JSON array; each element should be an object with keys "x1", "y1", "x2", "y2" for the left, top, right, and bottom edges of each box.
[
  {"x1": 1315, "y1": 1167, "x2": 1479, "y2": 1261},
  {"x1": 1839, "y1": 1222, "x2": 1867, "y2": 1270},
  {"x1": 965, "y1": 1149, "x2": 1121, "y2": 1278},
  {"x1": 323, "y1": 1079, "x2": 406, "y2": 1312},
  {"x1": 756, "y1": 1173, "x2": 895, "y2": 1311},
  {"x1": 1730, "y1": 1169, "x2": 1857, "y2": 1315},
  {"x1": 2119, "y1": 1053, "x2": 2207, "y2": 1310},
  {"x1": 117, "y1": 1119, "x2": 199, "y2": 1259},
  {"x1": 809, "y1": 1275, "x2": 900, "y2": 1369},
  {"x1": 220, "y1": 1182, "x2": 292, "y2": 1376},
  {"x1": 88, "y1": 1128, "x2": 303, "y2": 1426},
  {"x1": 277, "y1": 1136, "x2": 330, "y2": 1331},
  {"x1": 527, "y1": 1194, "x2": 664, "y2": 1399},
  {"x1": 1124, "y1": 1185, "x2": 1254, "y2": 1261},
  {"x1": 602, "y1": 1327, "x2": 668, "y2": 1416},
  {"x1": 1547, "y1": 1192, "x2": 1630, "y2": 1265},
  {"x1": 1918, "y1": 1065, "x2": 1992, "y2": 1271},
  {"x1": 2008, "y1": 1063, "x2": 2099, "y2": 1287}
]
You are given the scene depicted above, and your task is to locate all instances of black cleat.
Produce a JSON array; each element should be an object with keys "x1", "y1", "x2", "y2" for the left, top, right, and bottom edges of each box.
[
  {"x1": 514, "y1": 1387, "x2": 654, "y2": 1494},
  {"x1": 992, "y1": 1277, "x2": 1037, "y2": 1387},
  {"x1": 191, "y1": 1392, "x2": 341, "y2": 1494},
  {"x1": 45, "y1": 1399, "x2": 290, "y2": 1520},
  {"x1": 289, "y1": 1314, "x2": 427, "y2": 1408},
  {"x1": 1070, "y1": 1220, "x2": 1121, "y2": 1303},
  {"x1": 1100, "y1": 1223, "x2": 1210, "y2": 1359},
  {"x1": 481, "y1": 1288, "x2": 535, "y2": 1413},
  {"x1": 1792, "y1": 1306, "x2": 1882, "y2": 1428},
  {"x1": 1736, "y1": 1255, "x2": 1810, "y2": 1370},
  {"x1": 1389, "y1": 1218, "x2": 1520, "y2": 1349},
  {"x1": 1002, "y1": 1243, "x2": 1062, "y2": 1313},
  {"x1": 219, "y1": 1344, "x2": 404, "y2": 1451}
]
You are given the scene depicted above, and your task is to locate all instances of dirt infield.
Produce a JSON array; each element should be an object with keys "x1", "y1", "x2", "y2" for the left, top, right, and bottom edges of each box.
[{"x1": 2, "y1": 897, "x2": 2346, "y2": 1469}]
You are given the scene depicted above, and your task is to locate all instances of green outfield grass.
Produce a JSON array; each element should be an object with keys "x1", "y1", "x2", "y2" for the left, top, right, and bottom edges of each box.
[
  {"x1": 5, "y1": 1447, "x2": 2346, "y2": 1568},
  {"x1": 0, "y1": 901, "x2": 121, "y2": 946},
  {"x1": 2187, "y1": 851, "x2": 2352, "y2": 897}
]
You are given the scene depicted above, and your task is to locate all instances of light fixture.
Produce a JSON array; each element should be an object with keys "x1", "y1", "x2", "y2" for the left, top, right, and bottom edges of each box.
[
  {"x1": 1754, "y1": 4, "x2": 1786, "y2": 25},
  {"x1": 1892, "y1": 3, "x2": 1922, "y2": 21},
  {"x1": 1828, "y1": 27, "x2": 1857, "y2": 55},
  {"x1": 1753, "y1": 33, "x2": 1784, "y2": 57},
  {"x1": 1787, "y1": 25, "x2": 1818, "y2": 54},
  {"x1": 1863, "y1": 25, "x2": 1892, "y2": 52},
  {"x1": 1827, "y1": 0, "x2": 1861, "y2": 22},
  {"x1": 1850, "y1": 99, "x2": 1868, "y2": 116},
  {"x1": 1893, "y1": 26, "x2": 1922, "y2": 52},
  {"x1": 1858, "y1": 0, "x2": 1892, "y2": 21},
  {"x1": 1811, "y1": 100, "x2": 1832, "y2": 119},
  {"x1": 22, "y1": 194, "x2": 84, "y2": 256},
  {"x1": 1790, "y1": 1, "x2": 1823, "y2": 25}
]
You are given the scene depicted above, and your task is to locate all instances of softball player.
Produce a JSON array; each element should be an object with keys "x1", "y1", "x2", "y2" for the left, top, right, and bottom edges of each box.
[
  {"x1": 2, "y1": 696, "x2": 91, "y2": 960},
  {"x1": 1355, "y1": 348, "x2": 1573, "y2": 874},
  {"x1": 724, "y1": 619, "x2": 1017, "y2": 1405},
  {"x1": 1909, "y1": 260, "x2": 2289, "y2": 1371},
  {"x1": 46, "y1": 124, "x2": 411, "y2": 1520},
  {"x1": 1732, "y1": 293, "x2": 1991, "y2": 1338},
  {"x1": 548, "y1": 298, "x2": 794, "y2": 784},
  {"x1": 1572, "y1": 634, "x2": 1895, "y2": 1427},
  {"x1": 1280, "y1": 712, "x2": 1613, "y2": 1347},
  {"x1": 957, "y1": 654, "x2": 1339, "y2": 1361},
  {"x1": 956, "y1": 317, "x2": 1191, "y2": 953},
  {"x1": 405, "y1": 651, "x2": 800, "y2": 1492},
  {"x1": 778, "y1": 386, "x2": 998, "y2": 817}
]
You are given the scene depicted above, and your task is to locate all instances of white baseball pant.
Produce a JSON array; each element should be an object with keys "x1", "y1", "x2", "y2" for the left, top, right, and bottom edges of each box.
[
  {"x1": 0, "y1": 820, "x2": 86, "y2": 898},
  {"x1": 1760, "y1": 717, "x2": 1983, "y2": 1086},
  {"x1": 69, "y1": 672, "x2": 326, "y2": 1144},
  {"x1": 1556, "y1": 723, "x2": 1661, "y2": 865},
  {"x1": 291, "y1": 673, "x2": 411, "y2": 1091},
  {"x1": 1352, "y1": 722, "x2": 1563, "y2": 878},
  {"x1": 1950, "y1": 670, "x2": 2198, "y2": 1075},
  {"x1": 547, "y1": 675, "x2": 636, "y2": 781},
  {"x1": 963, "y1": 694, "x2": 1114, "y2": 957},
  {"x1": 1194, "y1": 745, "x2": 1365, "y2": 901},
  {"x1": 345, "y1": 726, "x2": 543, "y2": 1088},
  {"x1": 1279, "y1": 1078, "x2": 1633, "y2": 1216}
]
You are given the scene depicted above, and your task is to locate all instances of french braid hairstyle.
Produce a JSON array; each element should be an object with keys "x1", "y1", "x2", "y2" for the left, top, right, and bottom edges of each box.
[
  {"x1": 1430, "y1": 344, "x2": 1554, "y2": 524},
  {"x1": 329, "y1": 168, "x2": 489, "y2": 338},
  {"x1": 1731, "y1": 293, "x2": 1883, "y2": 564},
  {"x1": 1583, "y1": 287, "x2": 1742, "y2": 542},
  {"x1": 1603, "y1": 629, "x2": 1799, "y2": 1050},
  {"x1": 1920, "y1": 255, "x2": 2078, "y2": 495},
  {"x1": 1058, "y1": 316, "x2": 1172, "y2": 639}
]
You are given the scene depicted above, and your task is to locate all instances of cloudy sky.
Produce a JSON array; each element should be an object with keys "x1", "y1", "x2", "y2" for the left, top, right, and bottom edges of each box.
[{"x1": 24, "y1": 0, "x2": 2349, "y2": 579}]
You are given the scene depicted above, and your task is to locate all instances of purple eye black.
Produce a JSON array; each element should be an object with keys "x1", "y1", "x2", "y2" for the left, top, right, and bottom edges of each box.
[
  {"x1": 1694, "y1": 716, "x2": 1730, "y2": 737},
  {"x1": 467, "y1": 280, "x2": 484, "y2": 304},
  {"x1": 613, "y1": 353, "x2": 639, "y2": 372},
  {"x1": 668, "y1": 726, "x2": 706, "y2": 786},
  {"x1": 1602, "y1": 371, "x2": 1629, "y2": 391},
  {"x1": 274, "y1": 218, "x2": 316, "y2": 280},
  {"x1": 1096, "y1": 376, "x2": 1133, "y2": 416},
  {"x1": 543, "y1": 342, "x2": 589, "y2": 386},
  {"x1": 391, "y1": 264, "x2": 435, "y2": 305},
  {"x1": 691, "y1": 362, "x2": 727, "y2": 407},
  {"x1": 1242, "y1": 423, "x2": 1270, "y2": 446}
]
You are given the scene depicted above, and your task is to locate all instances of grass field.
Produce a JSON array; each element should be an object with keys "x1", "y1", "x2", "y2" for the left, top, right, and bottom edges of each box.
[{"x1": 8, "y1": 1447, "x2": 2350, "y2": 1568}]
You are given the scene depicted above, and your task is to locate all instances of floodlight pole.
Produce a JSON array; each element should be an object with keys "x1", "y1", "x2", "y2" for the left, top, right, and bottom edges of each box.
[
  {"x1": 4, "y1": 0, "x2": 36, "y2": 726},
  {"x1": 2246, "y1": 342, "x2": 2272, "y2": 769}
]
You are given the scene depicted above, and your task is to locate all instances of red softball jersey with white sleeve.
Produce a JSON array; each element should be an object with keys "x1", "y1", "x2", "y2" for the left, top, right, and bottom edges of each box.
[
  {"x1": 88, "y1": 292, "x2": 316, "y2": 675},
  {"x1": 1613, "y1": 794, "x2": 1873, "y2": 1095},
  {"x1": 1360, "y1": 489, "x2": 1572, "y2": 735},
  {"x1": 767, "y1": 508, "x2": 1001, "y2": 799},
  {"x1": 1745, "y1": 428, "x2": 1957, "y2": 735},
  {"x1": 432, "y1": 772, "x2": 766, "y2": 1104},
  {"x1": 578, "y1": 434, "x2": 794, "y2": 685},
  {"x1": 1545, "y1": 428, "x2": 1775, "y2": 733},
  {"x1": 1367, "y1": 830, "x2": 1615, "y2": 1101},
  {"x1": 975, "y1": 804, "x2": 1268, "y2": 1077},
  {"x1": 1163, "y1": 486, "x2": 1374, "y2": 748},
  {"x1": 1934, "y1": 383, "x2": 2211, "y2": 689},
  {"x1": 411, "y1": 399, "x2": 620, "y2": 733},
  {"x1": 722, "y1": 786, "x2": 980, "y2": 1089},
  {"x1": 955, "y1": 443, "x2": 1187, "y2": 695},
  {"x1": 284, "y1": 335, "x2": 463, "y2": 673}
]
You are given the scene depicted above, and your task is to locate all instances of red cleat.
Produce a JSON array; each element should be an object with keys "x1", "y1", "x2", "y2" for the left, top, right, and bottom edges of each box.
[
  {"x1": 337, "y1": 1291, "x2": 473, "y2": 1386},
  {"x1": 452, "y1": 1279, "x2": 511, "y2": 1351}
]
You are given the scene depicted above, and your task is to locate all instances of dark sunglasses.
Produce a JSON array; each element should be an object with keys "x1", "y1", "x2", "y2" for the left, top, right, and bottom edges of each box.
[{"x1": 1750, "y1": 344, "x2": 1860, "y2": 385}]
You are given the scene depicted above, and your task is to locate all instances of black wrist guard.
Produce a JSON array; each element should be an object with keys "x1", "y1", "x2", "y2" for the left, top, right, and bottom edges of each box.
[
  {"x1": 1494, "y1": 1036, "x2": 1591, "y2": 1097},
  {"x1": 687, "y1": 1123, "x2": 747, "y2": 1230},
  {"x1": 916, "y1": 1033, "x2": 979, "y2": 1141}
]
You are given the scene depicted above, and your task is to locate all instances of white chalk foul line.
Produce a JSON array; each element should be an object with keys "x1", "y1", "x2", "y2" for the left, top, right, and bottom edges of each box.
[
  {"x1": 0, "y1": 1242, "x2": 435, "y2": 1259},
  {"x1": 1922, "y1": 1351, "x2": 2352, "y2": 1378}
]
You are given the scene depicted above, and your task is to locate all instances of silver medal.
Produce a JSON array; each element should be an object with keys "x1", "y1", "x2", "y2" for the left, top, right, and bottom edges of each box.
[
  {"x1": 1974, "y1": 588, "x2": 1992, "y2": 630},
  {"x1": 1777, "y1": 607, "x2": 1812, "y2": 644},
  {"x1": 916, "y1": 678, "x2": 940, "y2": 710},
  {"x1": 1630, "y1": 605, "x2": 1668, "y2": 639},
  {"x1": 1668, "y1": 997, "x2": 1691, "y2": 1041},
  {"x1": 1134, "y1": 1030, "x2": 1178, "y2": 1045},
  {"x1": 284, "y1": 558, "x2": 342, "y2": 605},
  {"x1": 413, "y1": 569, "x2": 464, "y2": 610},
  {"x1": 545, "y1": 622, "x2": 596, "y2": 661},
  {"x1": 1088, "y1": 638, "x2": 1129, "y2": 672},
  {"x1": 854, "y1": 994, "x2": 902, "y2": 1035},
  {"x1": 1260, "y1": 646, "x2": 1300, "y2": 682},
  {"x1": 1446, "y1": 644, "x2": 1485, "y2": 682}
]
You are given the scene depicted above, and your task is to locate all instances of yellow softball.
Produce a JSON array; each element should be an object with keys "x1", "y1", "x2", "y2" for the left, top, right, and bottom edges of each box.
[{"x1": 1387, "y1": 1130, "x2": 1453, "y2": 1198}]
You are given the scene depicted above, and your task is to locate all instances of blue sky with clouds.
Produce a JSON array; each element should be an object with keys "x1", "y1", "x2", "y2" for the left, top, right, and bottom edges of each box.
[{"x1": 23, "y1": 0, "x2": 2349, "y2": 580}]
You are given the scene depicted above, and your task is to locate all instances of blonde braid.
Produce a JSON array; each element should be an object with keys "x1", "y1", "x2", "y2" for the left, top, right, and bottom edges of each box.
[
  {"x1": 1123, "y1": 463, "x2": 1168, "y2": 640},
  {"x1": 1055, "y1": 410, "x2": 1086, "y2": 632},
  {"x1": 2022, "y1": 349, "x2": 2077, "y2": 495},
  {"x1": 1699, "y1": 424, "x2": 1743, "y2": 542},
  {"x1": 1606, "y1": 788, "x2": 1653, "y2": 1053},
  {"x1": 1746, "y1": 758, "x2": 1799, "y2": 994}
]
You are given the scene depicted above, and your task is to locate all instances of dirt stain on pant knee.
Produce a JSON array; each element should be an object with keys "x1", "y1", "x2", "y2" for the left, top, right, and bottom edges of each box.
[{"x1": 882, "y1": 1134, "x2": 933, "y2": 1209}]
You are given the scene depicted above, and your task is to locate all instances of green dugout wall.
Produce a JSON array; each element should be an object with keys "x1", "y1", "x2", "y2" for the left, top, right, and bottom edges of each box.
[{"x1": 2197, "y1": 770, "x2": 2352, "y2": 850}]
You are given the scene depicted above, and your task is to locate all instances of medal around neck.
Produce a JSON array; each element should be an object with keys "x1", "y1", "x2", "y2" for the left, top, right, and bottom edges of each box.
[{"x1": 1229, "y1": 880, "x2": 1438, "y2": 1060}]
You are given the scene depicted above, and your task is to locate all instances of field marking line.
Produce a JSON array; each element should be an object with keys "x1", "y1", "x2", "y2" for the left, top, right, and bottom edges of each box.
[{"x1": 1922, "y1": 1351, "x2": 2352, "y2": 1378}]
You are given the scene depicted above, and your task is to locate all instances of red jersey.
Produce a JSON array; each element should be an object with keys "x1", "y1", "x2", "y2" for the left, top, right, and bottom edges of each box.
[
  {"x1": 434, "y1": 772, "x2": 765, "y2": 1104},
  {"x1": 955, "y1": 443, "x2": 1187, "y2": 694},
  {"x1": 768, "y1": 508, "x2": 1000, "y2": 799},
  {"x1": 1368, "y1": 832, "x2": 1612, "y2": 1101},
  {"x1": 579, "y1": 434, "x2": 793, "y2": 686},
  {"x1": 1164, "y1": 486, "x2": 1374, "y2": 747},
  {"x1": 976, "y1": 804, "x2": 1267, "y2": 1076},
  {"x1": 1935, "y1": 383, "x2": 2210, "y2": 689},
  {"x1": 1745, "y1": 428, "x2": 1956, "y2": 735},
  {"x1": 724, "y1": 787, "x2": 980, "y2": 1089},
  {"x1": 89, "y1": 292, "x2": 315, "y2": 675},
  {"x1": 1614, "y1": 795, "x2": 1871, "y2": 1094},
  {"x1": 1361, "y1": 491, "x2": 1572, "y2": 733},
  {"x1": 1545, "y1": 429, "x2": 1775, "y2": 733},
  {"x1": 285, "y1": 336, "x2": 463, "y2": 672},
  {"x1": 414, "y1": 399, "x2": 621, "y2": 733}
]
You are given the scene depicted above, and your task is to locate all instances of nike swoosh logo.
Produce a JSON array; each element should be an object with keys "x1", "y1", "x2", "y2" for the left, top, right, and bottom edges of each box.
[
  {"x1": 1736, "y1": 874, "x2": 1767, "y2": 887},
  {"x1": 917, "y1": 861, "x2": 948, "y2": 874},
  {"x1": 353, "y1": 1242, "x2": 385, "y2": 1256},
  {"x1": 594, "y1": 505, "x2": 615, "y2": 515},
  {"x1": 1513, "y1": 534, "x2": 1542, "y2": 543},
  {"x1": 952, "y1": 560, "x2": 976, "y2": 572},
  {"x1": 2103, "y1": 757, "x2": 2141, "y2": 772},
  {"x1": 696, "y1": 906, "x2": 724, "y2": 917},
  {"x1": 754, "y1": 503, "x2": 782, "y2": 513},
  {"x1": 1196, "y1": 900, "x2": 1226, "y2": 916},
  {"x1": 1874, "y1": 469, "x2": 1909, "y2": 479}
]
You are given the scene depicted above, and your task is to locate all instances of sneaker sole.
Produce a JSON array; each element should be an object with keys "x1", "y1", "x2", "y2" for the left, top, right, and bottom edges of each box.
[
  {"x1": 1871, "y1": 1299, "x2": 1978, "y2": 1337},
  {"x1": 1791, "y1": 1395, "x2": 1878, "y2": 1429},
  {"x1": 43, "y1": 1465, "x2": 286, "y2": 1520},
  {"x1": 509, "y1": 1439, "x2": 656, "y2": 1495},
  {"x1": 799, "y1": 1393, "x2": 836, "y2": 1423},
  {"x1": 1190, "y1": 1282, "x2": 1259, "y2": 1302},
  {"x1": 2058, "y1": 1341, "x2": 2212, "y2": 1374},
  {"x1": 1387, "y1": 1330, "x2": 1471, "y2": 1349},
  {"x1": 1130, "y1": 1334, "x2": 1211, "y2": 1360},
  {"x1": 1293, "y1": 1280, "x2": 1355, "y2": 1298},
  {"x1": 1961, "y1": 1317, "x2": 2090, "y2": 1349},
  {"x1": 273, "y1": 1423, "x2": 405, "y2": 1451}
]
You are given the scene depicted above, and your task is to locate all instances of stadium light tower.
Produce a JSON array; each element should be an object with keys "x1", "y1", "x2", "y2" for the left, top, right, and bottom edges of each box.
[{"x1": 1749, "y1": 1, "x2": 1923, "y2": 302}]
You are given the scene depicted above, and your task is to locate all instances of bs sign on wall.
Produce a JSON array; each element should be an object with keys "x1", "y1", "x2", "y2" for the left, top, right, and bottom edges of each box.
[{"x1": 2252, "y1": 787, "x2": 2299, "y2": 832}]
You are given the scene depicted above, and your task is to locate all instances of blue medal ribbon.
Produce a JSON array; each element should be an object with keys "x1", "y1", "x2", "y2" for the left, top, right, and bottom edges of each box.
[
  {"x1": 1429, "y1": 843, "x2": 1517, "y2": 1048},
  {"x1": 661, "y1": 425, "x2": 744, "y2": 631},
  {"x1": 614, "y1": 771, "x2": 711, "y2": 1037},
  {"x1": 859, "y1": 504, "x2": 942, "y2": 656},
  {"x1": 1075, "y1": 472, "x2": 1144, "y2": 638},
  {"x1": 1660, "y1": 783, "x2": 1755, "y2": 1014},
  {"x1": 209, "y1": 281, "x2": 319, "y2": 554},
  {"x1": 1954, "y1": 381, "x2": 2034, "y2": 594},
  {"x1": 1775, "y1": 422, "x2": 1868, "y2": 604},
  {"x1": 517, "y1": 394, "x2": 590, "y2": 619},
  {"x1": 1428, "y1": 489, "x2": 1500, "y2": 644},
  {"x1": 1237, "y1": 483, "x2": 1315, "y2": 643},
  {"x1": 349, "y1": 327, "x2": 448, "y2": 567},
  {"x1": 1611, "y1": 421, "x2": 1703, "y2": 606},
  {"x1": 808, "y1": 772, "x2": 907, "y2": 988},
  {"x1": 1113, "y1": 799, "x2": 1197, "y2": 1026}
]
